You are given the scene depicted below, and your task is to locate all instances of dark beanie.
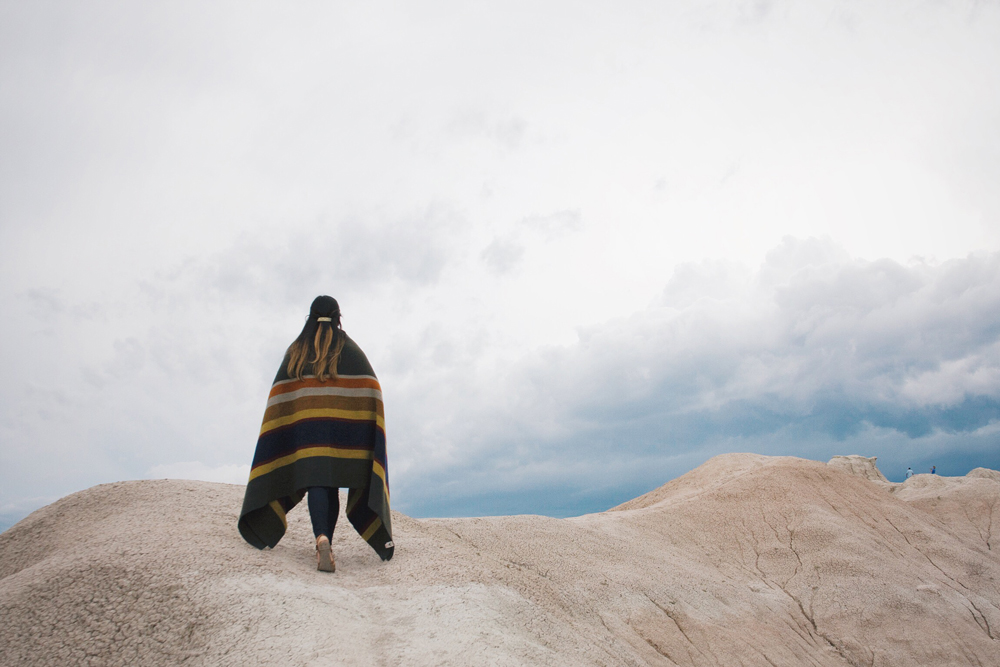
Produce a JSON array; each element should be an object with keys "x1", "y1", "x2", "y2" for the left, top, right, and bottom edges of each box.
[{"x1": 309, "y1": 295, "x2": 340, "y2": 318}]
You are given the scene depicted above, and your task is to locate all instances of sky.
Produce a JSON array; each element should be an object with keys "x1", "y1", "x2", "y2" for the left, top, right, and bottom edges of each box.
[{"x1": 1, "y1": 0, "x2": 999, "y2": 531}]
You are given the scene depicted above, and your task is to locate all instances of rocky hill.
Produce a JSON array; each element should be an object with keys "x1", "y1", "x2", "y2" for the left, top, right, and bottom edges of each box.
[{"x1": 1, "y1": 454, "x2": 997, "y2": 666}]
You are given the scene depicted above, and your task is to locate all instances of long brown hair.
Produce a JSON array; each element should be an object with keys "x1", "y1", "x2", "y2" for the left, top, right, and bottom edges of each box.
[{"x1": 286, "y1": 295, "x2": 346, "y2": 382}]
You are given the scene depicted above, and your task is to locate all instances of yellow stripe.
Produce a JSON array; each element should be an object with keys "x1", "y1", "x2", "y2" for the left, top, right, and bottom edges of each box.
[
  {"x1": 259, "y1": 408, "x2": 385, "y2": 436},
  {"x1": 372, "y1": 460, "x2": 390, "y2": 502},
  {"x1": 268, "y1": 500, "x2": 287, "y2": 529},
  {"x1": 361, "y1": 516, "x2": 382, "y2": 542},
  {"x1": 249, "y1": 446, "x2": 374, "y2": 481}
]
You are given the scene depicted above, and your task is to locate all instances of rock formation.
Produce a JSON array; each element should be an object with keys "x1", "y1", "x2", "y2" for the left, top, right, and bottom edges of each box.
[
  {"x1": 1, "y1": 454, "x2": 998, "y2": 666},
  {"x1": 826, "y1": 454, "x2": 892, "y2": 486}
]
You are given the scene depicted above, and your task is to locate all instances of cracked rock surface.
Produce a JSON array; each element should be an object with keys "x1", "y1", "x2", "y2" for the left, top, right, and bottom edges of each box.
[{"x1": 1, "y1": 453, "x2": 998, "y2": 666}]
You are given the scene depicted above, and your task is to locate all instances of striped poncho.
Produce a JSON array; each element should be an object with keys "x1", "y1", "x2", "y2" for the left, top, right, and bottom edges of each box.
[{"x1": 238, "y1": 335, "x2": 394, "y2": 561}]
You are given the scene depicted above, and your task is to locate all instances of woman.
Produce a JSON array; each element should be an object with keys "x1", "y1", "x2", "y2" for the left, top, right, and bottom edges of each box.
[{"x1": 238, "y1": 296, "x2": 394, "y2": 570}]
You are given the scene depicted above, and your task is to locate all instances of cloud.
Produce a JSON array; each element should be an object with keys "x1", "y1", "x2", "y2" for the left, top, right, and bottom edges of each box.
[
  {"x1": 446, "y1": 109, "x2": 528, "y2": 150},
  {"x1": 479, "y1": 209, "x2": 581, "y2": 275},
  {"x1": 519, "y1": 209, "x2": 582, "y2": 238},
  {"x1": 481, "y1": 236, "x2": 526, "y2": 274},
  {"x1": 898, "y1": 354, "x2": 1000, "y2": 407},
  {"x1": 2, "y1": 1, "x2": 1000, "y2": 529},
  {"x1": 196, "y1": 203, "x2": 467, "y2": 307},
  {"x1": 389, "y1": 239, "x2": 1000, "y2": 516}
]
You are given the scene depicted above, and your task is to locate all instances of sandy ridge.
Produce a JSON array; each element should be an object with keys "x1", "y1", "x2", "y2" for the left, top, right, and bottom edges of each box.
[{"x1": 1, "y1": 453, "x2": 998, "y2": 666}]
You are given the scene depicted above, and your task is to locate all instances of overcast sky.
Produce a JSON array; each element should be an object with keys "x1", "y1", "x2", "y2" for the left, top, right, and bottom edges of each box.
[{"x1": 2, "y1": 0, "x2": 999, "y2": 530}]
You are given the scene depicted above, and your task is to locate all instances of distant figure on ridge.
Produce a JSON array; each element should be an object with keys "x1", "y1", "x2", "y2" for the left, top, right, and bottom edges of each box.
[
  {"x1": 905, "y1": 467, "x2": 913, "y2": 479},
  {"x1": 930, "y1": 466, "x2": 936, "y2": 475},
  {"x1": 238, "y1": 295, "x2": 393, "y2": 571}
]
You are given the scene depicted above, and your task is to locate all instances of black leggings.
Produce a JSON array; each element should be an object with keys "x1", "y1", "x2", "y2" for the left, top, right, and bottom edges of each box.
[{"x1": 307, "y1": 487, "x2": 340, "y2": 540}]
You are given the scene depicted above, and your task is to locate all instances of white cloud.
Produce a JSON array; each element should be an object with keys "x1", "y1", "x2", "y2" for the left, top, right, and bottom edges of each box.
[
  {"x1": 519, "y1": 209, "x2": 582, "y2": 238},
  {"x1": 446, "y1": 109, "x2": 529, "y2": 150},
  {"x1": 481, "y1": 236, "x2": 525, "y2": 274},
  {"x1": 2, "y1": 1, "x2": 1000, "y2": 524},
  {"x1": 898, "y1": 350, "x2": 1000, "y2": 407}
]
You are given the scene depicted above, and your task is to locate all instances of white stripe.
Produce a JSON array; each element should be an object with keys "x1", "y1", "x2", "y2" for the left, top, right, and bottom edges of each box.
[
  {"x1": 272, "y1": 373, "x2": 377, "y2": 388},
  {"x1": 267, "y1": 386, "x2": 383, "y2": 407}
]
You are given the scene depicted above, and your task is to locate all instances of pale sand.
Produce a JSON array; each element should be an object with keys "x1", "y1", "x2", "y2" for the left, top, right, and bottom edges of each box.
[{"x1": 1, "y1": 453, "x2": 998, "y2": 666}]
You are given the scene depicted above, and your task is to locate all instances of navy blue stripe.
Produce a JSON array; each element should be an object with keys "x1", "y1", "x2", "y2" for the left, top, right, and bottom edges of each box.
[{"x1": 252, "y1": 418, "x2": 385, "y2": 468}]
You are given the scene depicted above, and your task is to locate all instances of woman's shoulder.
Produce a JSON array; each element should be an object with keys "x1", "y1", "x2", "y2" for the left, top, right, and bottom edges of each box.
[{"x1": 338, "y1": 334, "x2": 376, "y2": 377}]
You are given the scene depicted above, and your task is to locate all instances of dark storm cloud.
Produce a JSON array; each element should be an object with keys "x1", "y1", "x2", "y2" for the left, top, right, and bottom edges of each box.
[{"x1": 393, "y1": 239, "x2": 1000, "y2": 516}]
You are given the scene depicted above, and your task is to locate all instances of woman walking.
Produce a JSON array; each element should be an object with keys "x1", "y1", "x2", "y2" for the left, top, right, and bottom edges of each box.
[{"x1": 238, "y1": 296, "x2": 394, "y2": 570}]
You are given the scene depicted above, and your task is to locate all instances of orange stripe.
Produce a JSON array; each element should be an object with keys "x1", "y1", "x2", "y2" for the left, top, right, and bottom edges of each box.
[{"x1": 262, "y1": 395, "x2": 383, "y2": 424}]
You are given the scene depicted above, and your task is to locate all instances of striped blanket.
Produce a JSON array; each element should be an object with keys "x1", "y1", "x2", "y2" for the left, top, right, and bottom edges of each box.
[{"x1": 238, "y1": 336, "x2": 394, "y2": 561}]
